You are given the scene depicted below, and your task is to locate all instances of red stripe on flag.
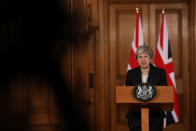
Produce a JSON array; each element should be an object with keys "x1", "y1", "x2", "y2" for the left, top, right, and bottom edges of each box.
[
  {"x1": 165, "y1": 62, "x2": 174, "y2": 74},
  {"x1": 154, "y1": 51, "x2": 175, "y2": 86},
  {"x1": 129, "y1": 48, "x2": 139, "y2": 68},
  {"x1": 127, "y1": 12, "x2": 143, "y2": 71},
  {"x1": 154, "y1": 50, "x2": 173, "y2": 85},
  {"x1": 154, "y1": 48, "x2": 164, "y2": 68},
  {"x1": 155, "y1": 12, "x2": 179, "y2": 125},
  {"x1": 154, "y1": 47, "x2": 180, "y2": 121}
]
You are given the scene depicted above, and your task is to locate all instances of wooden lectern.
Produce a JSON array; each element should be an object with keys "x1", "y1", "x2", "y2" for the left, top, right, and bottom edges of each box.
[{"x1": 116, "y1": 86, "x2": 174, "y2": 131}]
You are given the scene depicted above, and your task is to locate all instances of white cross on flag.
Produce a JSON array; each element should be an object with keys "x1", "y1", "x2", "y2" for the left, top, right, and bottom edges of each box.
[
  {"x1": 127, "y1": 9, "x2": 144, "y2": 71},
  {"x1": 154, "y1": 11, "x2": 179, "y2": 127}
]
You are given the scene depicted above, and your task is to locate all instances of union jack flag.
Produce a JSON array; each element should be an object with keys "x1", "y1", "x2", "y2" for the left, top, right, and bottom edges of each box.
[
  {"x1": 154, "y1": 11, "x2": 179, "y2": 127},
  {"x1": 127, "y1": 9, "x2": 144, "y2": 70}
]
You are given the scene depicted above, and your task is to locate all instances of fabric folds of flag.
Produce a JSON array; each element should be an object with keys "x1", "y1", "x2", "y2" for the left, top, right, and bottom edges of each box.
[
  {"x1": 127, "y1": 10, "x2": 144, "y2": 71},
  {"x1": 154, "y1": 11, "x2": 179, "y2": 127}
]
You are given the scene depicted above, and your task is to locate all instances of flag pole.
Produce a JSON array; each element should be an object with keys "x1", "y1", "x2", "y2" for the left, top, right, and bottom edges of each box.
[
  {"x1": 162, "y1": 9, "x2": 165, "y2": 14},
  {"x1": 136, "y1": 8, "x2": 139, "y2": 14},
  {"x1": 155, "y1": 8, "x2": 180, "y2": 127}
]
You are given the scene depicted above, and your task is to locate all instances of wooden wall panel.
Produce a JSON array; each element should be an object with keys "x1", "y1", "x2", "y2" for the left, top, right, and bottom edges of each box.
[
  {"x1": 154, "y1": 9, "x2": 183, "y2": 78},
  {"x1": 10, "y1": 75, "x2": 28, "y2": 113},
  {"x1": 97, "y1": 1, "x2": 110, "y2": 131},
  {"x1": 110, "y1": 4, "x2": 149, "y2": 86},
  {"x1": 88, "y1": 0, "x2": 98, "y2": 27},
  {"x1": 9, "y1": 75, "x2": 60, "y2": 131},
  {"x1": 108, "y1": 0, "x2": 148, "y2": 3},
  {"x1": 72, "y1": 0, "x2": 88, "y2": 34},
  {"x1": 72, "y1": 32, "x2": 97, "y2": 130},
  {"x1": 149, "y1": 4, "x2": 189, "y2": 131},
  {"x1": 116, "y1": 9, "x2": 138, "y2": 80},
  {"x1": 108, "y1": 0, "x2": 189, "y2": 3},
  {"x1": 28, "y1": 126, "x2": 59, "y2": 131},
  {"x1": 28, "y1": 78, "x2": 49, "y2": 113},
  {"x1": 66, "y1": 0, "x2": 98, "y2": 130},
  {"x1": 109, "y1": 4, "x2": 148, "y2": 131},
  {"x1": 107, "y1": 2, "x2": 189, "y2": 131},
  {"x1": 189, "y1": 0, "x2": 196, "y2": 130},
  {"x1": 88, "y1": 32, "x2": 97, "y2": 131},
  {"x1": 72, "y1": 40, "x2": 90, "y2": 128}
]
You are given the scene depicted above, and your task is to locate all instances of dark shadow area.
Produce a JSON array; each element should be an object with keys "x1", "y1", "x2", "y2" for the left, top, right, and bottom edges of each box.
[{"x1": 0, "y1": 0, "x2": 89, "y2": 130}]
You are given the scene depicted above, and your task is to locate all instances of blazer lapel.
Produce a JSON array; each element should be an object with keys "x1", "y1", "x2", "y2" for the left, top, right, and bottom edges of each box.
[
  {"x1": 147, "y1": 64, "x2": 155, "y2": 85},
  {"x1": 136, "y1": 67, "x2": 142, "y2": 85}
]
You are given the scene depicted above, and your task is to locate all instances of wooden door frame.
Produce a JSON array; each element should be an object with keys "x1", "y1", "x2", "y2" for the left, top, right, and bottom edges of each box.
[
  {"x1": 98, "y1": 1, "x2": 191, "y2": 131},
  {"x1": 189, "y1": 0, "x2": 196, "y2": 130}
]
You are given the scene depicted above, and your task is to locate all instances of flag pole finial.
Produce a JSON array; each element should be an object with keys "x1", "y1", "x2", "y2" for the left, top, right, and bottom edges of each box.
[
  {"x1": 136, "y1": 8, "x2": 139, "y2": 13},
  {"x1": 162, "y1": 9, "x2": 165, "y2": 14}
]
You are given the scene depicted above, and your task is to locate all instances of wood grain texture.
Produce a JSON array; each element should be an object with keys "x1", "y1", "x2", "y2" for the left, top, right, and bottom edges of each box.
[
  {"x1": 108, "y1": 0, "x2": 188, "y2": 2},
  {"x1": 116, "y1": 86, "x2": 174, "y2": 111},
  {"x1": 109, "y1": 4, "x2": 148, "y2": 131},
  {"x1": 149, "y1": 4, "x2": 189, "y2": 130},
  {"x1": 88, "y1": 0, "x2": 98, "y2": 27},
  {"x1": 141, "y1": 108, "x2": 149, "y2": 131},
  {"x1": 189, "y1": 0, "x2": 196, "y2": 130},
  {"x1": 107, "y1": 2, "x2": 189, "y2": 131}
]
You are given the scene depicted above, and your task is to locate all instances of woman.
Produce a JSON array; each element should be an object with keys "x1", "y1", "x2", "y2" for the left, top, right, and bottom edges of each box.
[{"x1": 125, "y1": 45, "x2": 167, "y2": 131}]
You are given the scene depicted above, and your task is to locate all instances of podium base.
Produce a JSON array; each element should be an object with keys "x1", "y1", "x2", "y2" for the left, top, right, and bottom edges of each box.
[{"x1": 141, "y1": 107, "x2": 149, "y2": 131}]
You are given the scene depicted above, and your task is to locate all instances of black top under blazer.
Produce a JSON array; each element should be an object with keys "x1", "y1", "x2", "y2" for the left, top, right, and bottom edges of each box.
[{"x1": 125, "y1": 63, "x2": 167, "y2": 127}]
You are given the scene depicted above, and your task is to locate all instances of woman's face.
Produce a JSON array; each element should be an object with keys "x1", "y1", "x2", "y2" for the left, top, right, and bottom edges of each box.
[{"x1": 137, "y1": 53, "x2": 152, "y2": 69}]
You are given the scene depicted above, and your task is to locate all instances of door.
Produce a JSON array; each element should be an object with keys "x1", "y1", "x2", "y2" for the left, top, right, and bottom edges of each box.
[
  {"x1": 8, "y1": 31, "x2": 98, "y2": 131},
  {"x1": 72, "y1": 31, "x2": 97, "y2": 131},
  {"x1": 108, "y1": 2, "x2": 189, "y2": 131},
  {"x1": 108, "y1": 4, "x2": 149, "y2": 131},
  {"x1": 149, "y1": 4, "x2": 189, "y2": 131},
  {"x1": 9, "y1": 74, "x2": 62, "y2": 131}
]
